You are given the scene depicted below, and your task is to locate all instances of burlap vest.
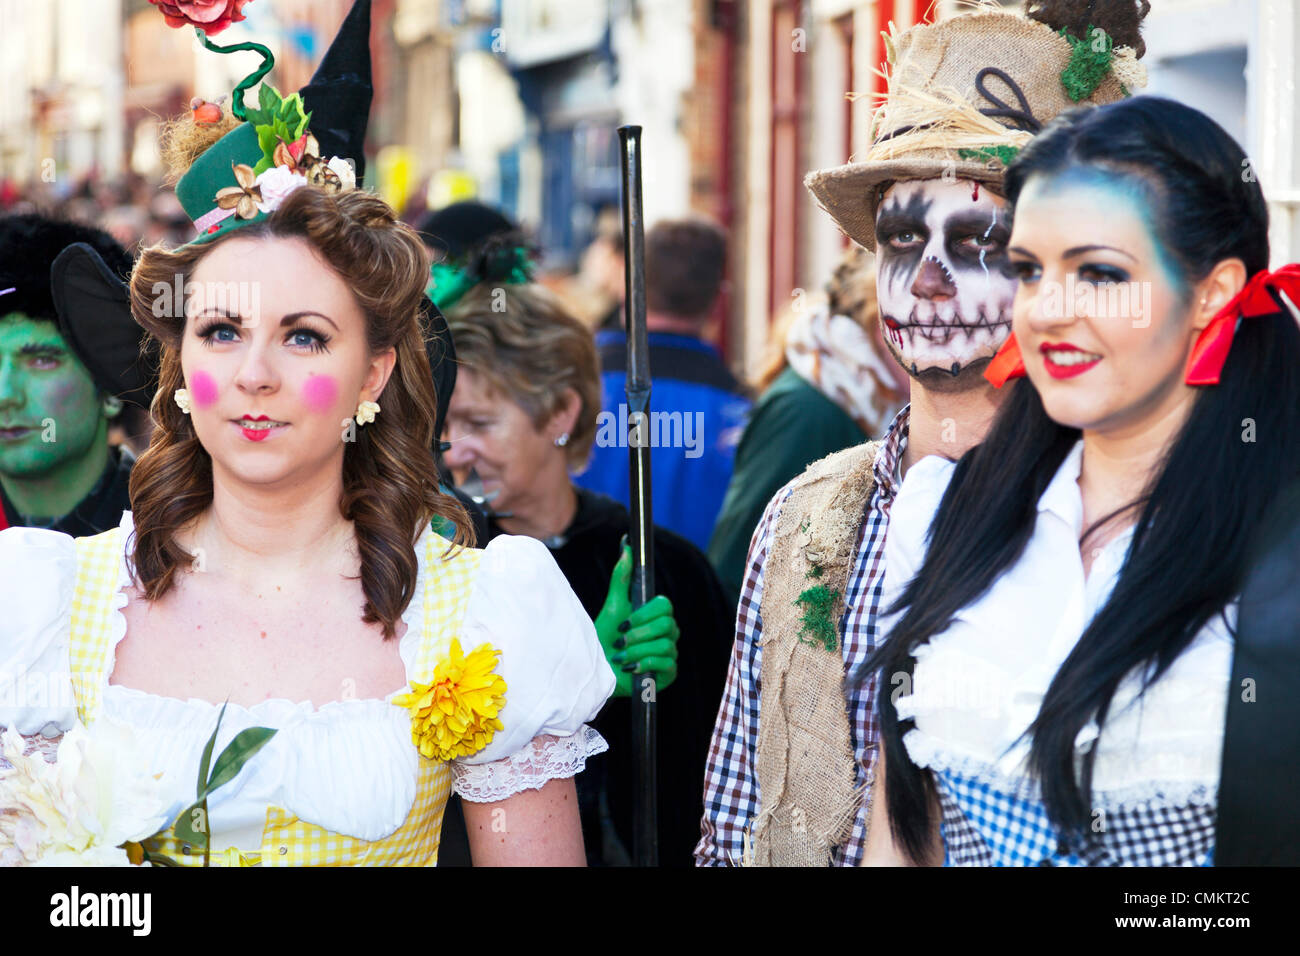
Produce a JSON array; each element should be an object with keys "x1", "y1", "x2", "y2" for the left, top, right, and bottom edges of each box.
[{"x1": 749, "y1": 440, "x2": 880, "y2": 866}]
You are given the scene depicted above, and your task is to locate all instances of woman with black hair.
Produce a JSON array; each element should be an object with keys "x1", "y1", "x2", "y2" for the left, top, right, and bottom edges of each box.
[{"x1": 863, "y1": 95, "x2": 1300, "y2": 866}]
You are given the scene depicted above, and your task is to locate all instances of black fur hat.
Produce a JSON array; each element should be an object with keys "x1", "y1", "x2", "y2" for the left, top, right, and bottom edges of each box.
[
  {"x1": 0, "y1": 214, "x2": 130, "y2": 325},
  {"x1": 0, "y1": 213, "x2": 155, "y2": 407}
]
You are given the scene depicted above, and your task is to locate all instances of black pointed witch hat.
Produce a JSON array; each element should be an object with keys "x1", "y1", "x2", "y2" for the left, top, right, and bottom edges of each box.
[{"x1": 299, "y1": 0, "x2": 372, "y2": 182}]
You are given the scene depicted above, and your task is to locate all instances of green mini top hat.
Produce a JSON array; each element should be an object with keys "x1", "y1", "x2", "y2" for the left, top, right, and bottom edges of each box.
[
  {"x1": 177, "y1": 123, "x2": 268, "y2": 244},
  {"x1": 174, "y1": 1, "x2": 371, "y2": 245}
]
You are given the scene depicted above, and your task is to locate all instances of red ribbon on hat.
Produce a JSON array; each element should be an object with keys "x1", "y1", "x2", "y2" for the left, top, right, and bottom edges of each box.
[{"x1": 983, "y1": 264, "x2": 1300, "y2": 389}]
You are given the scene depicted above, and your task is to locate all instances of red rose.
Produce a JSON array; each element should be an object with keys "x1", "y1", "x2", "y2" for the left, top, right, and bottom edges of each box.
[{"x1": 148, "y1": 0, "x2": 254, "y2": 35}]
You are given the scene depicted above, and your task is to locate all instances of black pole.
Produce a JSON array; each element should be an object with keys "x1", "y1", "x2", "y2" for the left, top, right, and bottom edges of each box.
[{"x1": 619, "y1": 123, "x2": 658, "y2": 867}]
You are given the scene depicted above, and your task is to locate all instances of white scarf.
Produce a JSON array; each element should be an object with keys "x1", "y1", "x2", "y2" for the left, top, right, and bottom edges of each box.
[{"x1": 784, "y1": 302, "x2": 905, "y2": 437}]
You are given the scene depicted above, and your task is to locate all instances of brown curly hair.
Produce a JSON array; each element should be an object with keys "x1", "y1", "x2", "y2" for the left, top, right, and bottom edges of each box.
[
  {"x1": 127, "y1": 187, "x2": 471, "y2": 639},
  {"x1": 444, "y1": 283, "x2": 601, "y2": 471}
]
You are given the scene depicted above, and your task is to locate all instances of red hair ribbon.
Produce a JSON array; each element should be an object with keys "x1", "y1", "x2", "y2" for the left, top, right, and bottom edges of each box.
[
  {"x1": 1185, "y1": 263, "x2": 1300, "y2": 386},
  {"x1": 984, "y1": 332, "x2": 1026, "y2": 388}
]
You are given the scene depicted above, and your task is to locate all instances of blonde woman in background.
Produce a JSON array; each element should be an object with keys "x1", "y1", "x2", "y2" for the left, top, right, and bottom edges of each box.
[{"x1": 441, "y1": 280, "x2": 735, "y2": 866}]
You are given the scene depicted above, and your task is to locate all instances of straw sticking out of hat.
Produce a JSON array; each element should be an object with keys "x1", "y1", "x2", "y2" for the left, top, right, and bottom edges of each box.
[
  {"x1": 859, "y1": 81, "x2": 1036, "y2": 166},
  {"x1": 805, "y1": 3, "x2": 1151, "y2": 251}
]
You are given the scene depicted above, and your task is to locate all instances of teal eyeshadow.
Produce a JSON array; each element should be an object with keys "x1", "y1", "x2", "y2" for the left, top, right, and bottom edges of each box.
[{"x1": 1025, "y1": 166, "x2": 1188, "y2": 293}]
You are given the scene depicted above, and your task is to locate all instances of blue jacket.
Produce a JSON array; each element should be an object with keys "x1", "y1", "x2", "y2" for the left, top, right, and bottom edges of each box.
[{"x1": 575, "y1": 331, "x2": 751, "y2": 552}]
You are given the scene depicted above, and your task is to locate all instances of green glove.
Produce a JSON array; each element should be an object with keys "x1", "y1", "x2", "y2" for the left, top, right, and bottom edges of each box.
[{"x1": 593, "y1": 543, "x2": 680, "y2": 697}]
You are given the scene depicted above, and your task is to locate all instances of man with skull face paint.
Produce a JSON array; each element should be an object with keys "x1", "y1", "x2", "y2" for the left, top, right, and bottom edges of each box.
[
  {"x1": 697, "y1": 1, "x2": 1149, "y2": 866},
  {"x1": 874, "y1": 179, "x2": 1016, "y2": 388}
]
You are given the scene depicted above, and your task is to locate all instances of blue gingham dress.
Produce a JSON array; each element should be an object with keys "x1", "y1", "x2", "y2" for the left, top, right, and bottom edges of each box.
[{"x1": 927, "y1": 762, "x2": 1218, "y2": 867}]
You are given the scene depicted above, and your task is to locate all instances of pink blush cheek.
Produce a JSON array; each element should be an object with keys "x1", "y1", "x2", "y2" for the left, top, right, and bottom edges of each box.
[
  {"x1": 301, "y1": 375, "x2": 339, "y2": 413},
  {"x1": 190, "y1": 371, "x2": 219, "y2": 408}
]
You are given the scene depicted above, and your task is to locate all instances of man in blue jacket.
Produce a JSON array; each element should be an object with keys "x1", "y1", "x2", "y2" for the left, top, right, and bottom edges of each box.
[{"x1": 576, "y1": 216, "x2": 751, "y2": 552}]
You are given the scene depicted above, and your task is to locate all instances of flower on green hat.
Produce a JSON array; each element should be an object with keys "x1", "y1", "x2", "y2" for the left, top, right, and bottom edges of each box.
[{"x1": 214, "y1": 163, "x2": 262, "y2": 220}]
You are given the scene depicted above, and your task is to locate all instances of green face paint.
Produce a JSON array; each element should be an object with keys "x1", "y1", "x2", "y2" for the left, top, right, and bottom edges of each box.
[{"x1": 0, "y1": 311, "x2": 110, "y2": 517}]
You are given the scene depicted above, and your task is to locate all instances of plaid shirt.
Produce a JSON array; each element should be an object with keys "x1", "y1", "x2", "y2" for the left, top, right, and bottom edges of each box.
[{"x1": 695, "y1": 407, "x2": 910, "y2": 866}]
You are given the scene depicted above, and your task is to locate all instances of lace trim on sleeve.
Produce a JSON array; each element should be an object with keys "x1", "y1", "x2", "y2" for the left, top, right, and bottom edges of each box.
[
  {"x1": 0, "y1": 730, "x2": 62, "y2": 770},
  {"x1": 451, "y1": 726, "x2": 608, "y2": 803}
]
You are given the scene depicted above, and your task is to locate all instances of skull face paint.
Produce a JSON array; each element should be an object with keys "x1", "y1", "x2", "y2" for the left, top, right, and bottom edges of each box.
[{"x1": 875, "y1": 179, "x2": 1016, "y2": 392}]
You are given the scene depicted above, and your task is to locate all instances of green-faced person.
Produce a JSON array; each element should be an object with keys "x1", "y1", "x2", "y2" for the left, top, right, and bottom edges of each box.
[{"x1": 0, "y1": 214, "x2": 140, "y2": 535}]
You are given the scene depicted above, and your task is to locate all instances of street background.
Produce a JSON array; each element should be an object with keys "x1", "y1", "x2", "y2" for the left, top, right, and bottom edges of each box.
[{"x1": 1, "y1": 0, "x2": 1294, "y2": 378}]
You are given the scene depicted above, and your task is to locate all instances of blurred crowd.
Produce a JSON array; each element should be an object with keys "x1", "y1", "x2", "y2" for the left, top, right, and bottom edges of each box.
[
  {"x1": 1, "y1": 175, "x2": 905, "y2": 866},
  {"x1": 0, "y1": 172, "x2": 196, "y2": 253},
  {"x1": 2, "y1": 164, "x2": 907, "y2": 557}
]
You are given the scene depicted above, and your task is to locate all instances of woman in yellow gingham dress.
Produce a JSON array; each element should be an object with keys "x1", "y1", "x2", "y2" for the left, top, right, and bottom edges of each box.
[
  {"x1": 1, "y1": 512, "x2": 610, "y2": 866},
  {"x1": 0, "y1": 99, "x2": 612, "y2": 863}
]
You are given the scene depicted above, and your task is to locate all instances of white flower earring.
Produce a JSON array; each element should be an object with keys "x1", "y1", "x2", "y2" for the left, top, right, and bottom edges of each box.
[
  {"x1": 355, "y1": 400, "x2": 380, "y2": 426},
  {"x1": 554, "y1": 432, "x2": 570, "y2": 447},
  {"x1": 174, "y1": 388, "x2": 193, "y2": 415}
]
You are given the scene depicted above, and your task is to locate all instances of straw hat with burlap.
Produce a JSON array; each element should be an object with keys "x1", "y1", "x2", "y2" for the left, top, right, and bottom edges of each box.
[{"x1": 806, "y1": 6, "x2": 1147, "y2": 251}]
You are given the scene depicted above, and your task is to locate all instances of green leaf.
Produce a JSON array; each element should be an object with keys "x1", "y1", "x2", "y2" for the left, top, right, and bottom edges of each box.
[
  {"x1": 259, "y1": 83, "x2": 282, "y2": 115},
  {"x1": 243, "y1": 83, "x2": 279, "y2": 127},
  {"x1": 276, "y1": 93, "x2": 311, "y2": 139},
  {"x1": 254, "y1": 124, "x2": 280, "y2": 174},
  {"x1": 197, "y1": 701, "x2": 227, "y2": 798},
  {"x1": 255, "y1": 124, "x2": 277, "y2": 152},
  {"x1": 200, "y1": 726, "x2": 278, "y2": 800},
  {"x1": 172, "y1": 800, "x2": 211, "y2": 848}
]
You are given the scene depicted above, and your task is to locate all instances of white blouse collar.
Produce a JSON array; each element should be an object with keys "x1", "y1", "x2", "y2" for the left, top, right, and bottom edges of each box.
[{"x1": 1036, "y1": 440, "x2": 1086, "y2": 535}]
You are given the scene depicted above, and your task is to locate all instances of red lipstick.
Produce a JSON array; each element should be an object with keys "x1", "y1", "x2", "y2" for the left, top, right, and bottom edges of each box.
[
  {"x1": 1040, "y1": 342, "x2": 1101, "y2": 380},
  {"x1": 235, "y1": 413, "x2": 287, "y2": 442}
]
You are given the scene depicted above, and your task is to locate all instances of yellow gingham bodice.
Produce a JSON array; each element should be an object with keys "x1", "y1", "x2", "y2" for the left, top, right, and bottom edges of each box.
[{"x1": 67, "y1": 525, "x2": 482, "y2": 867}]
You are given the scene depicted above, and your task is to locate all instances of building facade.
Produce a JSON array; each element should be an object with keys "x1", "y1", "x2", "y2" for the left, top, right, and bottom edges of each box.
[
  {"x1": 3, "y1": 0, "x2": 1295, "y2": 373},
  {"x1": 1, "y1": 0, "x2": 127, "y2": 193}
]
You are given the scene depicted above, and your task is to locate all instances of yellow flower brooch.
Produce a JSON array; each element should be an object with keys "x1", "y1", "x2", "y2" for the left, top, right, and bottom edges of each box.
[{"x1": 393, "y1": 638, "x2": 507, "y2": 761}]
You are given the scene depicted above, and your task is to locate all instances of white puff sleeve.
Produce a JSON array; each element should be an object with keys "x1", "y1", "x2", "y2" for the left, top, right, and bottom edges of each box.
[
  {"x1": 0, "y1": 526, "x2": 79, "y2": 735},
  {"x1": 451, "y1": 534, "x2": 614, "y2": 802}
]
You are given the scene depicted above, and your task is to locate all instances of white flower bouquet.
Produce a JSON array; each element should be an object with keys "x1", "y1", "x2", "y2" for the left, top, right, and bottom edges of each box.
[
  {"x1": 1, "y1": 703, "x2": 275, "y2": 866},
  {"x1": 0, "y1": 722, "x2": 181, "y2": 866}
]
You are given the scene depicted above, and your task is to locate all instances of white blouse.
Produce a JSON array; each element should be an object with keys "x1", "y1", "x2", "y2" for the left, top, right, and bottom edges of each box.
[
  {"x1": 0, "y1": 512, "x2": 614, "y2": 848},
  {"x1": 883, "y1": 443, "x2": 1233, "y2": 809}
]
